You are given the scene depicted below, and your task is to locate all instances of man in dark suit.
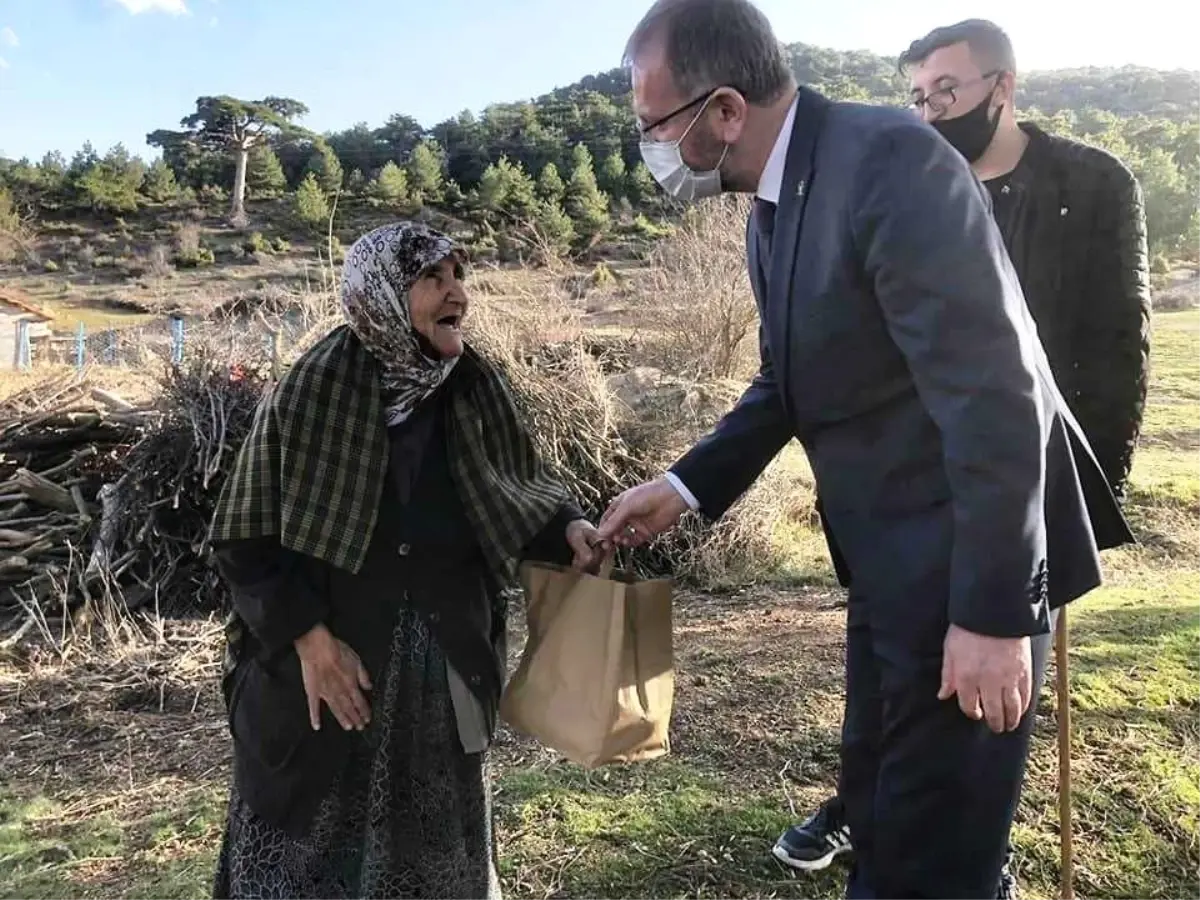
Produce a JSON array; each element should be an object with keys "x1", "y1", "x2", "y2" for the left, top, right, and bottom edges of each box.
[
  {"x1": 597, "y1": 1, "x2": 1132, "y2": 897},
  {"x1": 773, "y1": 20, "x2": 1149, "y2": 898}
]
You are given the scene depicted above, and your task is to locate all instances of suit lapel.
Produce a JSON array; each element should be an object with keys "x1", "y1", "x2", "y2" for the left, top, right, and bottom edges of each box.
[
  {"x1": 765, "y1": 87, "x2": 833, "y2": 417},
  {"x1": 745, "y1": 214, "x2": 767, "y2": 309}
]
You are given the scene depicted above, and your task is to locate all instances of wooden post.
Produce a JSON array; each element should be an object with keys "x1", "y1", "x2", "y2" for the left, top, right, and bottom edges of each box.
[
  {"x1": 16, "y1": 320, "x2": 31, "y2": 371},
  {"x1": 170, "y1": 315, "x2": 185, "y2": 366},
  {"x1": 1056, "y1": 609, "x2": 1074, "y2": 899},
  {"x1": 75, "y1": 322, "x2": 86, "y2": 373},
  {"x1": 270, "y1": 329, "x2": 281, "y2": 380}
]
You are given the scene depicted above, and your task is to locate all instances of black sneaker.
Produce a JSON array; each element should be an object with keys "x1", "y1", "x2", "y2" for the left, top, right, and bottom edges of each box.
[{"x1": 772, "y1": 796, "x2": 853, "y2": 871}]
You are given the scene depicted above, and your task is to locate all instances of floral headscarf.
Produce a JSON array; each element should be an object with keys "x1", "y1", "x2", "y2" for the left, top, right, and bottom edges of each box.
[{"x1": 340, "y1": 221, "x2": 466, "y2": 425}]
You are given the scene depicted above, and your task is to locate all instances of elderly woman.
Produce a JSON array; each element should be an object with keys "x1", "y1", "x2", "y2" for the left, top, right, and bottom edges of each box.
[{"x1": 207, "y1": 222, "x2": 601, "y2": 899}]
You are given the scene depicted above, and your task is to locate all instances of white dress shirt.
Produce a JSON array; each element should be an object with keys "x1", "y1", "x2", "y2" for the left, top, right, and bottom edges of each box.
[{"x1": 664, "y1": 92, "x2": 799, "y2": 513}]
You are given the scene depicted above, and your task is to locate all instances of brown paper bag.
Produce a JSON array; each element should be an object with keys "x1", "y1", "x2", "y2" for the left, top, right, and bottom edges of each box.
[{"x1": 499, "y1": 558, "x2": 674, "y2": 768}]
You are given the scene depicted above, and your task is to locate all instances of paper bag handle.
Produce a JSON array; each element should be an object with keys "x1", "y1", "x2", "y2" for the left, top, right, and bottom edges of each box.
[{"x1": 595, "y1": 550, "x2": 616, "y2": 580}]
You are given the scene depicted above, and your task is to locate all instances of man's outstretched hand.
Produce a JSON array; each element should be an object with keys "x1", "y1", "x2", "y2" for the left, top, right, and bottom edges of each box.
[{"x1": 598, "y1": 477, "x2": 690, "y2": 548}]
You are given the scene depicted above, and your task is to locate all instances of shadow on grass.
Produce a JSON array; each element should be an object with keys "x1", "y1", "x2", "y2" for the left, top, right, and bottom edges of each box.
[
  {"x1": 1068, "y1": 601, "x2": 1198, "y2": 712},
  {"x1": 495, "y1": 760, "x2": 846, "y2": 899},
  {"x1": 1072, "y1": 603, "x2": 1199, "y2": 654}
]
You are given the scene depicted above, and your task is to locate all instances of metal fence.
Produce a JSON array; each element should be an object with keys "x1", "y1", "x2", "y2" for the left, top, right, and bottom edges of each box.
[{"x1": 14, "y1": 310, "x2": 325, "y2": 376}]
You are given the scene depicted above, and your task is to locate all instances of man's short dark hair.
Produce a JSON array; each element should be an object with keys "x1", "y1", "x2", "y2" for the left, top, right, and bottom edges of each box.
[
  {"x1": 898, "y1": 19, "x2": 1017, "y2": 76},
  {"x1": 623, "y1": 0, "x2": 794, "y2": 105}
]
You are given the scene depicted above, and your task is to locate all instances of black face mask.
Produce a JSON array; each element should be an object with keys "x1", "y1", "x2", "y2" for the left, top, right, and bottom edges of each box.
[{"x1": 932, "y1": 91, "x2": 1002, "y2": 163}]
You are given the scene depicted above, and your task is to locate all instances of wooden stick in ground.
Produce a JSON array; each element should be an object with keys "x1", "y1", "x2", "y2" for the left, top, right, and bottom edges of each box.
[{"x1": 1056, "y1": 608, "x2": 1075, "y2": 899}]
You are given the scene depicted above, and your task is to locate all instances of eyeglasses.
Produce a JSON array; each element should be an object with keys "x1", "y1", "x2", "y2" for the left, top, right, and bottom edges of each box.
[
  {"x1": 638, "y1": 85, "x2": 742, "y2": 137},
  {"x1": 910, "y1": 70, "x2": 1001, "y2": 116}
]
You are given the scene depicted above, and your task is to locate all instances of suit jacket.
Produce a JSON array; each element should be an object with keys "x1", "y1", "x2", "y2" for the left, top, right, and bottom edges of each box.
[{"x1": 671, "y1": 87, "x2": 1133, "y2": 639}]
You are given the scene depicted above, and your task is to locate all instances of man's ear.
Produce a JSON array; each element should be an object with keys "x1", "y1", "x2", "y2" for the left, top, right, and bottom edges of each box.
[
  {"x1": 995, "y1": 71, "x2": 1017, "y2": 110},
  {"x1": 711, "y1": 87, "x2": 749, "y2": 144}
]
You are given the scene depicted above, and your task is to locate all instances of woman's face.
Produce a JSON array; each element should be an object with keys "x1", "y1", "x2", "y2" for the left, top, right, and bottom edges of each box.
[{"x1": 409, "y1": 256, "x2": 468, "y2": 359}]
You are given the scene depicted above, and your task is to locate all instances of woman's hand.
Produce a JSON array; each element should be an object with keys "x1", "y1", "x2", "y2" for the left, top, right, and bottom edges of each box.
[
  {"x1": 294, "y1": 624, "x2": 373, "y2": 732},
  {"x1": 565, "y1": 519, "x2": 607, "y2": 572}
]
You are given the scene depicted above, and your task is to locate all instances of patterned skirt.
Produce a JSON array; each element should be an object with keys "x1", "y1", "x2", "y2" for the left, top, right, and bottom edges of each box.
[{"x1": 211, "y1": 607, "x2": 501, "y2": 899}]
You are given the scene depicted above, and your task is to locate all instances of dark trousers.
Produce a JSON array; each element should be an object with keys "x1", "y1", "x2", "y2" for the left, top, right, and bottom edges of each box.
[{"x1": 839, "y1": 580, "x2": 1056, "y2": 899}]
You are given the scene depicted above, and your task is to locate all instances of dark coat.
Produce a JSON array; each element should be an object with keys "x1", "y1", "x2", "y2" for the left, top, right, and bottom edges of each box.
[
  {"x1": 215, "y1": 377, "x2": 580, "y2": 837},
  {"x1": 670, "y1": 87, "x2": 1133, "y2": 639},
  {"x1": 988, "y1": 123, "x2": 1152, "y2": 499}
]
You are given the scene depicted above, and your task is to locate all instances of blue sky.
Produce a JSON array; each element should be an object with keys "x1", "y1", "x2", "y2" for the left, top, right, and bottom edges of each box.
[{"x1": 1, "y1": 0, "x2": 1196, "y2": 162}]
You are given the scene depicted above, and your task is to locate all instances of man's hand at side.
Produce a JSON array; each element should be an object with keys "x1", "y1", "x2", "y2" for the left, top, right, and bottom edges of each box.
[
  {"x1": 597, "y1": 477, "x2": 690, "y2": 548},
  {"x1": 938, "y1": 624, "x2": 1033, "y2": 733}
]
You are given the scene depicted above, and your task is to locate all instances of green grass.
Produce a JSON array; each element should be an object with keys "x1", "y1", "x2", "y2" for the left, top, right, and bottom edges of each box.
[
  {"x1": 496, "y1": 762, "x2": 843, "y2": 899},
  {"x1": 0, "y1": 785, "x2": 223, "y2": 900}
]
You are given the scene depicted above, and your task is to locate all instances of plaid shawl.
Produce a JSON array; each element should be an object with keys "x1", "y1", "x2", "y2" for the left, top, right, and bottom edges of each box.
[{"x1": 209, "y1": 324, "x2": 570, "y2": 588}]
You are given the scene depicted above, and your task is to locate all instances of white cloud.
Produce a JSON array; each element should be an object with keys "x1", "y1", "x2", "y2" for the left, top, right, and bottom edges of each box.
[
  {"x1": 113, "y1": 0, "x2": 190, "y2": 15},
  {"x1": 0, "y1": 56, "x2": 9, "y2": 70},
  {"x1": 1, "y1": 27, "x2": 18, "y2": 48}
]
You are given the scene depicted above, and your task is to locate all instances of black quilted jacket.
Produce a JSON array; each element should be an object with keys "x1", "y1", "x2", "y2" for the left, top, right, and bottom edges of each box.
[{"x1": 990, "y1": 123, "x2": 1152, "y2": 500}]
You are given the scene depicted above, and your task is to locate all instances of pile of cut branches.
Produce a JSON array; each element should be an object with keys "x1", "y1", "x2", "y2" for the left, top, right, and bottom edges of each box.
[
  {"x1": 0, "y1": 352, "x2": 270, "y2": 639},
  {"x1": 0, "y1": 373, "x2": 156, "y2": 631},
  {"x1": 91, "y1": 351, "x2": 270, "y2": 617}
]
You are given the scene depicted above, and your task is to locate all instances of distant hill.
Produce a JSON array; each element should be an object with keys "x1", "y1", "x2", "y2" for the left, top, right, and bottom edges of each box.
[
  {"x1": 3, "y1": 43, "x2": 1197, "y2": 262},
  {"x1": 545, "y1": 45, "x2": 1200, "y2": 121}
]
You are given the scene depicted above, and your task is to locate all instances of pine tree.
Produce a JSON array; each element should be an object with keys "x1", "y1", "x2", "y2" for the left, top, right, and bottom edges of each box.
[
  {"x1": 406, "y1": 140, "x2": 444, "y2": 205},
  {"x1": 476, "y1": 163, "x2": 507, "y2": 216},
  {"x1": 346, "y1": 169, "x2": 367, "y2": 195},
  {"x1": 564, "y1": 144, "x2": 610, "y2": 244},
  {"x1": 536, "y1": 162, "x2": 566, "y2": 205},
  {"x1": 476, "y1": 157, "x2": 538, "y2": 224},
  {"x1": 598, "y1": 152, "x2": 627, "y2": 199},
  {"x1": 76, "y1": 144, "x2": 145, "y2": 214},
  {"x1": 141, "y1": 158, "x2": 179, "y2": 203},
  {"x1": 534, "y1": 199, "x2": 575, "y2": 257},
  {"x1": 246, "y1": 145, "x2": 287, "y2": 198},
  {"x1": 626, "y1": 161, "x2": 659, "y2": 208},
  {"x1": 441, "y1": 179, "x2": 467, "y2": 211},
  {"x1": 294, "y1": 173, "x2": 331, "y2": 231},
  {"x1": 305, "y1": 142, "x2": 344, "y2": 195},
  {"x1": 374, "y1": 161, "x2": 409, "y2": 206}
]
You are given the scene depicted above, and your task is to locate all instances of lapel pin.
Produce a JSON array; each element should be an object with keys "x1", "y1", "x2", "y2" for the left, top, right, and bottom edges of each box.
[{"x1": 797, "y1": 180, "x2": 806, "y2": 197}]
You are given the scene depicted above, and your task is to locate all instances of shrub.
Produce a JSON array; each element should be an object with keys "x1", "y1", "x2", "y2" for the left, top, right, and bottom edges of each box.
[
  {"x1": 243, "y1": 231, "x2": 272, "y2": 255},
  {"x1": 198, "y1": 184, "x2": 228, "y2": 208},
  {"x1": 465, "y1": 274, "x2": 809, "y2": 589},
  {"x1": 145, "y1": 244, "x2": 173, "y2": 279},
  {"x1": 174, "y1": 247, "x2": 216, "y2": 269},
  {"x1": 324, "y1": 235, "x2": 346, "y2": 264},
  {"x1": 172, "y1": 223, "x2": 214, "y2": 268},
  {"x1": 645, "y1": 195, "x2": 758, "y2": 380}
]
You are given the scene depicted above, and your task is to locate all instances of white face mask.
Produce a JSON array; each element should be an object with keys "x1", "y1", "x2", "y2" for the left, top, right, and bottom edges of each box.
[{"x1": 638, "y1": 98, "x2": 729, "y2": 203}]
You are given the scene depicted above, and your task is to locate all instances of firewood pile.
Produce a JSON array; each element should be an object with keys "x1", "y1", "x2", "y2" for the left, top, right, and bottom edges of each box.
[{"x1": 0, "y1": 356, "x2": 269, "y2": 640}]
